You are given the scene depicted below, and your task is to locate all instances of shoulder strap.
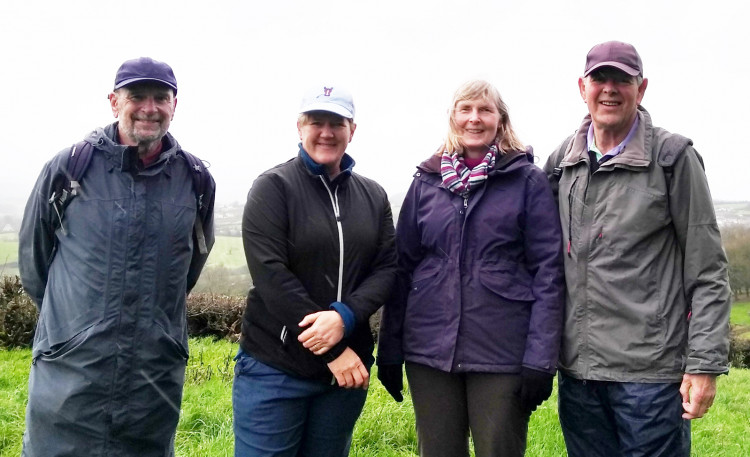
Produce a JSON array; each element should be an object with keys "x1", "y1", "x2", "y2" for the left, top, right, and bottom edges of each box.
[
  {"x1": 67, "y1": 140, "x2": 96, "y2": 187},
  {"x1": 549, "y1": 134, "x2": 575, "y2": 182},
  {"x1": 657, "y1": 133, "x2": 694, "y2": 168},
  {"x1": 50, "y1": 140, "x2": 95, "y2": 235},
  {"x1": 657, "y1": 133, "x2": 697, "y2": 191},
  {"x1": 179, "y1": 150, "x2": 212, "y2": 254},
  {"x1": 546, "y1": 134, "x2": 575, "y2": 203},
  {"x1": 657, "y1": 133, "x2": 697, "y2": 224}
]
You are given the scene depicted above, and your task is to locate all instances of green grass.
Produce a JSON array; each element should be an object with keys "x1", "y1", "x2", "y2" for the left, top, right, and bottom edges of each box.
[
  {"x1": 204, "y1": 236, "x2": 246, "y2": 270},
  {"x1": 2, "y1": 340, "x2": 749, "y2": 456},
  {"x1": 731, "y1": 301, "x2": 750, "y2": 327},
  {"x1": 0, "y1": 233, "x2": 18, "y2": 278}
]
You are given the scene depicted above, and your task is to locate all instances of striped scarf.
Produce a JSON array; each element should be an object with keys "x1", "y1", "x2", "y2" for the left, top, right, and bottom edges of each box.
[{"x1": 440, "y1": 145, "x2": 497, "y2": 196}]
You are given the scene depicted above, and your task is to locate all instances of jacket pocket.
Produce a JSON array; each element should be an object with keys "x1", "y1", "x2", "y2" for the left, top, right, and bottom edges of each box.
[
  {"x1": 411, "y1": 258, "x2": 443, "y2": 284},
  {"x1": 478, "y1": 263, "x2": 534, "y2": 302},
  {"x1": 34, "y1": 320, "x2": 102, "y2": 362},
  {"x1": 153, "y1": 321, "x2": 189, "y2": 361}
]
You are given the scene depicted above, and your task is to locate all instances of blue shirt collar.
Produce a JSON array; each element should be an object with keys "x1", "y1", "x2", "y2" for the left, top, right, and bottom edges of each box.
[
  {"x1": 298, "y1": 143, "x2": 356, "y2": 177},
  {"x1": 587, "y1": 115, "x2": 640, "y2": 163}
]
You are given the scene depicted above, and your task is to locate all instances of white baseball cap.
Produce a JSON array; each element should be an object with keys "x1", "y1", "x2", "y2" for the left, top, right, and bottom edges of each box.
[{"x1": 299, "y1": 85, "x2": 355, "y2": 119}]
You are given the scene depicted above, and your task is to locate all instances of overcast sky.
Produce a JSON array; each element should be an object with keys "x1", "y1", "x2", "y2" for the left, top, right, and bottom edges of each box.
[{"x1": 1, "y1": 0, "x2": 748, "y2": 216}]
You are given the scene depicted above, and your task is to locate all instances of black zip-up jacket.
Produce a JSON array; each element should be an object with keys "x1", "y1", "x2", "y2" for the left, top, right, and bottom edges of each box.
[{"x1": 240, "y1": 145, "x2": 397, "y2": 382}]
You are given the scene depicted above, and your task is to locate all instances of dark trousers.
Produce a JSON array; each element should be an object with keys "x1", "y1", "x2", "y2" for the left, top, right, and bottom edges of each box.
[
  {"x1": 558, "y1": 371, "x2": 691, "y2": 457},
  {"x1": 405, "y1": 362, "x2": 530, "y2": 457}
]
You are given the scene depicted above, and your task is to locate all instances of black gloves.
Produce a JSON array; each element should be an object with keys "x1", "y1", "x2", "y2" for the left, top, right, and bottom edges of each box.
[
  {"x1": 518, "y1": 367, "x2": 554, "y2": 411},
  {"x1": 377, "y1": 364, "x2": 404, "y2": 402}
]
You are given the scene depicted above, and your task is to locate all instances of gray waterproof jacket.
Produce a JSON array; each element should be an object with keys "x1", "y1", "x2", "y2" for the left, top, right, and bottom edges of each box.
[
  {"x1": 18, "y1": 123, "x2": 215, "y2": 456},
  {"x1": 543, "y1": 107, "x2": 730, "y2": 382}
]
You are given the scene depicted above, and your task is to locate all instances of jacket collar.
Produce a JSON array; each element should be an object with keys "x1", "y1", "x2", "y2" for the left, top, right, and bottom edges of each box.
[
  {"x1": 416, "y1": 147, "x2": 533, "y2": 176},
  {"x1": 297, "y1": 143, "x2": 355, "y2": 182},
  {"x1": 88, "y1": 122, "x2": 182, "y2": 173},
  {"x1": 562, "y1": 105, "x2": 654, "y2": 170}
]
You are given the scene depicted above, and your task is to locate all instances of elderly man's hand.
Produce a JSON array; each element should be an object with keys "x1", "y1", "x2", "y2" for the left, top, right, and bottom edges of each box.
[{"x1": 680, "y1": 373, "x2": 718, "y2": 419}]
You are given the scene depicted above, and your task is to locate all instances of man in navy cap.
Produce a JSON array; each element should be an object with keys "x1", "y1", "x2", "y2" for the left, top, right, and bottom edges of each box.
[
  {"x1": 544, "y1": 41, "x2": 730, "y2": 456},
  {"x1": 19, "y1": 57, "x2": 215, "y2": 456}
]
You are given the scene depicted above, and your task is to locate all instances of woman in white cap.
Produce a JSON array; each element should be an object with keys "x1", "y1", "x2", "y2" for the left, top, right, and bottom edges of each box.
[{"x1": 232, "y1": 85, "x2": 397, "y2": 456}]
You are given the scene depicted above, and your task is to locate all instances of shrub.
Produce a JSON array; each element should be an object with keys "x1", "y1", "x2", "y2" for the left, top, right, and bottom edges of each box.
[
  {"x1": 186, "y1": 293, "x2": 246, "y2": 342},
  {"x1": 0, "y1": 275, "x2": 38, "y2": 348},
  {"x1": 729, "y1": 325, "x2": 750, "y2": 369},
  {"x1": 0, "y1": 276, "x2": 247, "y2": 348},
  {"x1": 370, "y1": 307, "x2": 382, "y2": 343}
]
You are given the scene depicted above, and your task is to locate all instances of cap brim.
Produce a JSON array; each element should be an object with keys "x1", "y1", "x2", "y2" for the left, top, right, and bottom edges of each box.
[
  {"x1": 114, "y1": 77, "x2": 178, "y2": 92},
  {"x1": 300, "y1": 102, "x2": 353, "y2": 119},
  {"x1": 584, "y1": 62, "x2": 641, "y2": 77}
]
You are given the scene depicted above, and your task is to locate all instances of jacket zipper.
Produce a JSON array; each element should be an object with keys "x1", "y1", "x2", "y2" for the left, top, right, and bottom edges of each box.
[
  {"x1": 319, "y1": 176, "x2": 344, "y2": 302},
  {"x1": 567, "y1": 177, "x2": 579, "y2": 257}
]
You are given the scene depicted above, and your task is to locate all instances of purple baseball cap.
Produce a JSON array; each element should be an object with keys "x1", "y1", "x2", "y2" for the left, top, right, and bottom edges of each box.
[
  {"x1": 584, "y1": 41, "x2": 643, "y2": 77},
  {"x1": 114, "y1": 57, "x2": 178, "y2": 94}
]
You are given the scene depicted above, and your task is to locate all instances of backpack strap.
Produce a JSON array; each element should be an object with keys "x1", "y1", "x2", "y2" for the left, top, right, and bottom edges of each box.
[
  {"x1": 179, "y1": 150, "x2": 212, "y2": 255},
  {"x1": 50, "y1": 140, "x2": 95, "y2": 235},
  {"x1": 657, "y1": 133, "x2": 696, "y2": 192},
  {"x1": 657, "y1": 133, "x2": 694, "y2": 169},
  {"x1": 546, "y1": 133, "x2": 575, "y2": 202},
  {"x1": 656, "y1": 133, "x2": 697, "y2": 235}
]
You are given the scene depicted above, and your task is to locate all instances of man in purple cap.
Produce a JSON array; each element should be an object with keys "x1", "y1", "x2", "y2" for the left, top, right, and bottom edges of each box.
[
  {"x1": 18, "y1": 57, "x2": 215, "y2": 456},
  {"x1": 544, "y1": 41, "x2": 730, "y2": 456}
]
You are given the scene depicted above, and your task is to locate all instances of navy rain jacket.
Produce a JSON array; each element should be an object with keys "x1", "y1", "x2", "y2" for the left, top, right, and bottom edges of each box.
[{"x1": 18, "y1": 123, "x2": 215, "y2": 457}]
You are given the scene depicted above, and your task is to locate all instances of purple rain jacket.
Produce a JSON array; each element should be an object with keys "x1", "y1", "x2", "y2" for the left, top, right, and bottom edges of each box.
[{"x1": 378, "y1": 148, "x2": 564, "y2": 374}]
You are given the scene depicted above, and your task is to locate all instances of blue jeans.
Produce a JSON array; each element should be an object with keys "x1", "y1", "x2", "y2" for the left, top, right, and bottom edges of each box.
[
  {"x1": 558, "y1": 371, "x2": 690, "y2": 457},
  {"x1": 232, "y1": 350, "x2": 368, "y2": 457}
]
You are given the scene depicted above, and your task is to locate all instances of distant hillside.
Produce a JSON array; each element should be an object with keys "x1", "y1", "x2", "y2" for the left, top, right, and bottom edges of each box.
[
  {"x1": 715, "y1": 201, "x2": 750, "y2": 226},
  {"x1": 2, "y1": 199, "x2": 750, "y2": 238}
]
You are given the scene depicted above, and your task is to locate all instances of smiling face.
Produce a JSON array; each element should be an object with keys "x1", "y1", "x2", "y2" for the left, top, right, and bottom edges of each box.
[
  {"x1": 109, "y1": 82, "x2": 176, "y2": 147},
  {"x1": 579, "y1": 67, "x2": 648, "y2": 138},
  {"x1": 452, "y1": 97, "x2": 501, "y2": 158},
  {"x1": 297, "y1": 111, "x2": 356, "y2": 177}
]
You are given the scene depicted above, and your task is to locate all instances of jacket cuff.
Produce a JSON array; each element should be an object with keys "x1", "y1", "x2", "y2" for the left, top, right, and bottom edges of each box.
[
  {"x1": 320, "y1": 342, "x2": 346, "y2": 363},
  {"x1": 329, "y1": 301, "x2": 355, "y2": 337}
]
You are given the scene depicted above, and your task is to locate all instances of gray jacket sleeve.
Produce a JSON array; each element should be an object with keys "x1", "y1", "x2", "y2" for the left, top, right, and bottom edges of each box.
[{"x1": 668, "y1": 145, "x2": 731, "y2": 374}]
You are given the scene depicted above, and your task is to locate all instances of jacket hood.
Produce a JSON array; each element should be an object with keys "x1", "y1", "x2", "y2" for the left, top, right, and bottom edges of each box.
[
  {"x1": 82, "y1": 122, "x2": 182, "y2": 172},
  {"x1": 561, "y1": 105, "x2": 653, "y2": 170},
  {"x1": 416, "y1": 146, "x2": 535, "y2": 176}
]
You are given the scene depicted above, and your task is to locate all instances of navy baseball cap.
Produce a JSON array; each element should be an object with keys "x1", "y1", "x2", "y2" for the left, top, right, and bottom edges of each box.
[
  {"x1": 584, "y1": 41, "x2": 643, "y2": 77},
  {"x1": 114, "y1": 57, "x2": 178, "y2": 94}
]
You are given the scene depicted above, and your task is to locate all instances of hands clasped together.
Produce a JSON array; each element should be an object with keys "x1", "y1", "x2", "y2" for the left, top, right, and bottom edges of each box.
[{"x1": 298, "y1": 310, "x2": 369, "y2": 390}]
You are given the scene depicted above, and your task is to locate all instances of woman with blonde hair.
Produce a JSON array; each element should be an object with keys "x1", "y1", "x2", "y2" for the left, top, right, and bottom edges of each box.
[{"x1": 377, "y1": 80, "x2": 564, "y2": 457}]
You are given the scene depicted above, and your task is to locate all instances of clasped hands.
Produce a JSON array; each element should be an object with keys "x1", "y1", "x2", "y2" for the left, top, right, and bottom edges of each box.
[{"x1": 298, "y1": 310, "x2": 369, "y2": 389}]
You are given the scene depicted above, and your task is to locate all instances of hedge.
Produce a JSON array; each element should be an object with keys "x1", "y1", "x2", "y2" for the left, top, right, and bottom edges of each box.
[{"x1": 2, "y1": 274, "x2": 750, "y2": 371}]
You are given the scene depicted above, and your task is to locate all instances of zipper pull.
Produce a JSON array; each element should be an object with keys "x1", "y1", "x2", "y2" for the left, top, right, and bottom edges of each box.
[{"x1": 464, "y1": 197, "x2": 468, "y2": 209}]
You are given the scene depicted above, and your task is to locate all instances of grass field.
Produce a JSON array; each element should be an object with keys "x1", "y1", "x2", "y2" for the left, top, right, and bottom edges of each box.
[
  {"x1": 203, "y1": 236, "x2": 246, "y2": 270},
  {"x1": 2, "y1": 338, "x2": 749, "y2": 456},
  {"x1": 0, "y1": 233, "x2": 18, "y2": 278},
  {"x1": 731, "y1": 301, "x2": 750, "y2": 327}
]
